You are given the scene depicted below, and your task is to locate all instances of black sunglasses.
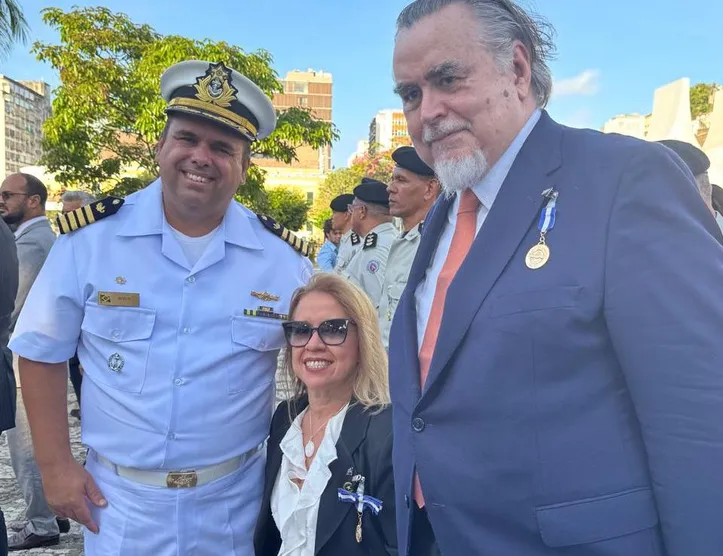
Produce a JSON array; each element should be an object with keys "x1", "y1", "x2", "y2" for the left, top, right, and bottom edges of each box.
[{"x1": 282, "y1": 318, "x2": 355, "y2": 347}]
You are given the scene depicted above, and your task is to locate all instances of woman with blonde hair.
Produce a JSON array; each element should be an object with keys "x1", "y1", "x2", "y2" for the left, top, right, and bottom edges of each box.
[{"x1": 254, "y1": 273, "x2": 397, "y2": 556}]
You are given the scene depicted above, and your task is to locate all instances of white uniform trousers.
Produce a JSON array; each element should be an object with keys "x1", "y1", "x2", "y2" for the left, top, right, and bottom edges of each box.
[{"x1": 84, "y1": 448, "x2": 264, "y2": 555}]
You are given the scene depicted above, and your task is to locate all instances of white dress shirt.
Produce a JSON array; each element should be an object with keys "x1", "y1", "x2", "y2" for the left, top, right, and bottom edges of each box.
[
  {"x1": 271, "y1": 403, "x2": 350, "y2": 556},
  {"x1": 416, "y1": 110, "x2": 542, "y2": 346}
]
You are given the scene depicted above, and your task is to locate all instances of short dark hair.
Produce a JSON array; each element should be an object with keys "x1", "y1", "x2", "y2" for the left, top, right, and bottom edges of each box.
[
  {"x1": 21, "y1": 174, "x2": 48, "y2": 206},
  {"x1": 323, "y1": 218, "x2": 333, "y2": 235}
]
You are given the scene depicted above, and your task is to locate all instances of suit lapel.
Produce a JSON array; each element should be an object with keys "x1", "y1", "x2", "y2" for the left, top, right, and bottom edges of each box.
[
  {"x1": 422, "y1": 112, "x2": 564, "y2": 393},
  {"x1": 314, "y1": 403, "x2": 371, "y2": 554}
]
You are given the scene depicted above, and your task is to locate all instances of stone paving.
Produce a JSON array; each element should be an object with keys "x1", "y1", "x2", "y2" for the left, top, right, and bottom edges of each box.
[{"x1": 1, "y1": 385, "x2": 85, "y2": 555}]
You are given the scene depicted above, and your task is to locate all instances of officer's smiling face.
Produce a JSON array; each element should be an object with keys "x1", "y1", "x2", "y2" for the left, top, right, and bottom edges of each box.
[
  {"x1": 156, "y1": 115, "x2": 250, "y2": 223},
  {"x1": 290, "y1": 291, "x2": 359, "y2": 399}
]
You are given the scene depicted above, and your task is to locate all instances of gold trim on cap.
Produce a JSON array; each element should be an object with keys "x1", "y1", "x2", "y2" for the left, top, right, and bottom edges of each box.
[{"x1": 168, "y1": 97, "x2": 258, "y2": 139}]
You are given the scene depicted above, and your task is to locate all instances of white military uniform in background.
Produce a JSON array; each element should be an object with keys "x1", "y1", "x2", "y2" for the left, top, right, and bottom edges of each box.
[
  {"x1": 342, "y1": 221, "x2": 398, "y2": 308},
  {"x1": 333, "y1": 229, "x2": 361, "y2": 274},
  {"x1": 377, "y1": 221, "x2": 424, "y2": 349},
  {"x1": 10, "y1": 180, "x2": 312, "y2": 555}
]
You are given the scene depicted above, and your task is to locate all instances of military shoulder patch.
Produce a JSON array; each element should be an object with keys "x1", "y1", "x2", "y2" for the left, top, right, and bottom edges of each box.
[
  {"x1": 351, "y1": 232, "x2": 361, "y2": 246},
  {"x1": 363, "y1": 232, "x2": 378, "y2": 250},
  {"x1": 257, "y1": 214, "x2": 310, "y2": 257},
  {"x1": 56, "y1": 196, "x2": 124, "y2": 235}
]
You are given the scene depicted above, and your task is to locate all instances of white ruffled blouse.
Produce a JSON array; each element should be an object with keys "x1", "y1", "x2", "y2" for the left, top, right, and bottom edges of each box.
[{"x1": 270, "y1": 403, "x2": 350, "y2": 556}]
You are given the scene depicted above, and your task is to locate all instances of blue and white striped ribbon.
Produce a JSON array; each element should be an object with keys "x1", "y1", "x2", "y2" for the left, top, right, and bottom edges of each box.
[
  {"x1": 538, "y1": 191, "x2": 558, "y2": 235},
  {"x1": 337, "y1": 488, "x2": 383, "y2": 515}
]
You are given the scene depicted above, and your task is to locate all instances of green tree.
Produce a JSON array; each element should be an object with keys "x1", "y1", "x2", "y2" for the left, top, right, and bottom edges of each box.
[
  {"x1": 691, "y1": 83, "x2": 717, "y2": 119},
  {"x1": 34, "y1": 7, "x2": 337, "y2": 204},
  {"x1": 309, "y1": 149, "x2": 395, "y2": 228},
  {"x1": 0, "y1": 0, "x2": 28, "y2": 58},
  {"x1": 264, "y1": 187, "x2": 309, "y2": 231}
]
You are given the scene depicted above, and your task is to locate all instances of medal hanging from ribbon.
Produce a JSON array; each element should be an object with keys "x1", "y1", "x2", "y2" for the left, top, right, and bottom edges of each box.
[
  {"x1": 525, "y1": 188, "x2": 558, "y2": 270},
  {"x1": 337, "y1": 477, "x2": 383, "y2": 543}
]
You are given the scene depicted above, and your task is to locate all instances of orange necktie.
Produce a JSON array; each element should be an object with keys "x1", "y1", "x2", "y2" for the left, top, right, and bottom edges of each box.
[{"x1": 414, "y1": 188, "x2": 479, "y2": 506}]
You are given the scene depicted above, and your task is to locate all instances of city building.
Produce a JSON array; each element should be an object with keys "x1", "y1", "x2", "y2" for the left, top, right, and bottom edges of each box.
[
  {"x1": 252, "y1": 69, "x2": 333, "y2": 237},
  {"x1": 368, "y1": 109, "x2": 411, "y2": 153},
  {"x1": 601, "y1": 113, "x2": 648, "y2": 140},
  {"x1": 347, "y1": 139, "x2": 369, "y2": 166},
  {"x1": 0, "y1": 76, "x2": 51, "y2": 179}
]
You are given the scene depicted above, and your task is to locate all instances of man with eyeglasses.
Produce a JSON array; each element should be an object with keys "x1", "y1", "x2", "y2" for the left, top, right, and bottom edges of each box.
[
  {"x1": 341, "y1": 178, "x2": 398, "y2": 307},
  {"x1": 0, "y1": 173, "x2": 66, "y2": 551}
]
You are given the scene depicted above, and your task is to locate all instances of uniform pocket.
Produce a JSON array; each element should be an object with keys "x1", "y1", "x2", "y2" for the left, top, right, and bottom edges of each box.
[
  {"x1": 227, "y1": 315, "x2": 286, "y2": 394},
  {"x1": 536, "y1": 487, "x2": 659, "y2": 547},
  {"x1": 489, "y1": 285, "x2": 583, "y2": 317},
  {"x1": 80, "y1": 303, "x2": 156, "y2": 393}
]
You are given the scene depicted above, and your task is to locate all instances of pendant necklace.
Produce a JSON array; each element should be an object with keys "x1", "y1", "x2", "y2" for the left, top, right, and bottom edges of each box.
[
  {"x1": 304, "y1": 413, "x2": 329, "y2": 458},
  {"x1": 304, "y1": 403, "x2": 348, "y2": 458}
]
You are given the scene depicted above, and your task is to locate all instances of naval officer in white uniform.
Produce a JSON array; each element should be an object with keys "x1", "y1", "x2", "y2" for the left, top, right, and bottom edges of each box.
[{"x1": 9, "y1": 60, "x2": 312, "y2": 555}]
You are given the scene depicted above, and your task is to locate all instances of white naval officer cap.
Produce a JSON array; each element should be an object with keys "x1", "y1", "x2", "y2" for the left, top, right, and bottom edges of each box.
[{"x1": 160, "y1": 60, "x2": 276, "y2": 141}]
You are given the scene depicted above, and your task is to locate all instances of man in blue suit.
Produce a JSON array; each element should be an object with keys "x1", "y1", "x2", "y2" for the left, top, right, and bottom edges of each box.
[{"x1": 389, "y1": 1, "x2": 723, "y2": 555}]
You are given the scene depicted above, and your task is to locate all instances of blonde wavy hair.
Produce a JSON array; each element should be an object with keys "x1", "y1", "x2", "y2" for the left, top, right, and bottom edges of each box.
[{"x1": 281, "y1": 273, "x2": 390, "y2": 414}]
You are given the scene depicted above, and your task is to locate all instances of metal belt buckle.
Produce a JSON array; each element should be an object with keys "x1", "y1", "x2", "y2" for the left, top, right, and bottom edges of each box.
[{"x1": 166, "y1": 471, "x2": 198, "y2": 488}]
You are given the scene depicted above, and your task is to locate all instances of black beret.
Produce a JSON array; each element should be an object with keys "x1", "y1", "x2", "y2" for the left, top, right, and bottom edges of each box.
[
  {"x1": 392, "y1": 146, "x2": 435, "y2": 177},
  {"x1": 353, "y1": 178, "x2": 389, "y2": 206},
  {"x1": 330, "y1": 193, "x2": 355, "y2": 213},
  {"x1": 712, "y1": 184, "x2": 723, "y2": 214},
  {"x1": 658, "y1": 140, "x2": 710, "y2": 176}
]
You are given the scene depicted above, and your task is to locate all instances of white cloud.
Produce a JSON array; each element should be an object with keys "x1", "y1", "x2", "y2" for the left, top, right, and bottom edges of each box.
[{"x1": 552, "y1": 70, "x2": 601, "y2": 98}]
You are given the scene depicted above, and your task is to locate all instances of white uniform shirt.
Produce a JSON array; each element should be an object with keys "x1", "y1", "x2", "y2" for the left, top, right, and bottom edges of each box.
[
  {"x1": 271, "y1": 404, "x2": 349, "y2": 556},
  {"x1": 378, "y1": 222, "x2": 423, "y2": 350},
  {"x1": 333, "y1": 230, "x2": 361, "y2": 274},
  {"x1": 10, "y1": 180, "x2": 312, "y2": 469},
  {"x1": 342, "y1": 222, "x2": 399, "y2": 308},
  {"x1": 415, "y1": 110, "x2": 541, "y2": 345}
]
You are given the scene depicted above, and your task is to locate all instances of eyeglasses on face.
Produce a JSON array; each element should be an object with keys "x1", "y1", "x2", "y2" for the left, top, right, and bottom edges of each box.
[
  {"x1": 0, "y1": 191, "x2": 29, "y2": 201},
  {"x1": 282, "y1": 318, "x2": 355, "y2": 347}
]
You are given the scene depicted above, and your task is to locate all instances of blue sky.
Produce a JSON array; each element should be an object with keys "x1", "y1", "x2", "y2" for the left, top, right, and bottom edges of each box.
[{"x1": 1, "y1": 0, "x2": 721, "y2": 169}]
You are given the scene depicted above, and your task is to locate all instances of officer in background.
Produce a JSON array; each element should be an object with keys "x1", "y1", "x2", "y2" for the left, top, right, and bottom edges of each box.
[
  {"x1": 342, "y1": 178, "x2": 398, "y2": 307},
  {"x1": 378, "y1": 146, "x2": 439, "y2": 349},
  {"x1": 330, "y1": 193, "x2": 361, "y2": 274},
  {"x1": 9, "y1": 60, "x2": 311, "y2": 555}
]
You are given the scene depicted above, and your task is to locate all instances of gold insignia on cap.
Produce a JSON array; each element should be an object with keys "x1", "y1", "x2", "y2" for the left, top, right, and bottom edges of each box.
[{"x1": 194, "y1": 63, "x2": 237, "y2": 108}]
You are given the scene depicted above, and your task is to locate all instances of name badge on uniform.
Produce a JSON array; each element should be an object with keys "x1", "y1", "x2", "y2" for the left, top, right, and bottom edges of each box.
[{"x1": 98, "y1": 291, "x2": 140, "y2": 307}]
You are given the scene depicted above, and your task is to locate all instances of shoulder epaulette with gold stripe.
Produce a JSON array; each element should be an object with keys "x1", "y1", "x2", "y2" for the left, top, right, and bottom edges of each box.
[
  {"x1": 257, "y1": 214, "x2": 310, "y2": 257},
  {"x1": 56, "y1": 196, "x2": 124, "y2": 235}
]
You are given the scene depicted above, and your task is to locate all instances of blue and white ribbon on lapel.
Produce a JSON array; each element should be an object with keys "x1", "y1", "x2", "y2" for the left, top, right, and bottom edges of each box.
[
  {"x1": 337, "y1": 488, "x2": 383, "y2": 515},
  {"x1": 538, "y1": 188, "x2": 558, "y2": 235}
]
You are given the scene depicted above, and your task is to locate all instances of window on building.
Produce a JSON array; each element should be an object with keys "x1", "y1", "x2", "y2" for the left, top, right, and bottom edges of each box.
[
  {"x1": 306, "y1": 191, "x2": 314, "y2": 204},
  {"x1": 298, "y1": 97, "x2": 308, "y2": 107}
]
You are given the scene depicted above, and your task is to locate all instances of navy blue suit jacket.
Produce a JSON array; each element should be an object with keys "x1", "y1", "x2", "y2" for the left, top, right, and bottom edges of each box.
[{"x1": 388, "y1": 111, "x2": 723, "y2": 556}]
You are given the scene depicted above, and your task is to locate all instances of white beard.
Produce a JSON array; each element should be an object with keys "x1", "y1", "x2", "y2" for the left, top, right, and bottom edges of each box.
[{"x1": 434, "y1": 149, "x2": 489, "y2": 199}]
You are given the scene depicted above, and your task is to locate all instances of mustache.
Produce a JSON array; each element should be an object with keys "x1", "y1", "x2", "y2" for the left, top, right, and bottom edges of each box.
[{"x1": 422, "y1": 118, "x2": 472, "y2": 145}]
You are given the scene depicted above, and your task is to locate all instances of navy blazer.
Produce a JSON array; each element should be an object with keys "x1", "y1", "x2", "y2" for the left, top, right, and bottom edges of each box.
[
  {"x1": 389, "y1": 111, "x2": 723, "y2": 556},
  {"x1": 254, "y1": 397, "x2": 397, "y2": 556}
]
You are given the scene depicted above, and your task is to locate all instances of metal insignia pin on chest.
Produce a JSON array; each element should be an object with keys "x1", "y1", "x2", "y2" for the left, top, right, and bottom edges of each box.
[{"x1": 108, "y1": 353, "x2": 124, "y2": 373}]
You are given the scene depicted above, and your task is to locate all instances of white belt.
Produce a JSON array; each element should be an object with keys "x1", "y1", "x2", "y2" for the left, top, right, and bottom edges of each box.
[{"x1": 93, "y1": 441, "x2": 265, "y2": 488}]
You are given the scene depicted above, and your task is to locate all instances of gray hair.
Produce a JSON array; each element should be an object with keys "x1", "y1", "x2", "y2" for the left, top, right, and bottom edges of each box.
[
  {"x1": 358, "y1": 201, "x2": 391, "y2": 217},
  {"x1": 61, "y1": 190, "x2": 96, "y2": 205},
  {"x1": 396, "y1": 0, "x2": 556, "y2": 107}
]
